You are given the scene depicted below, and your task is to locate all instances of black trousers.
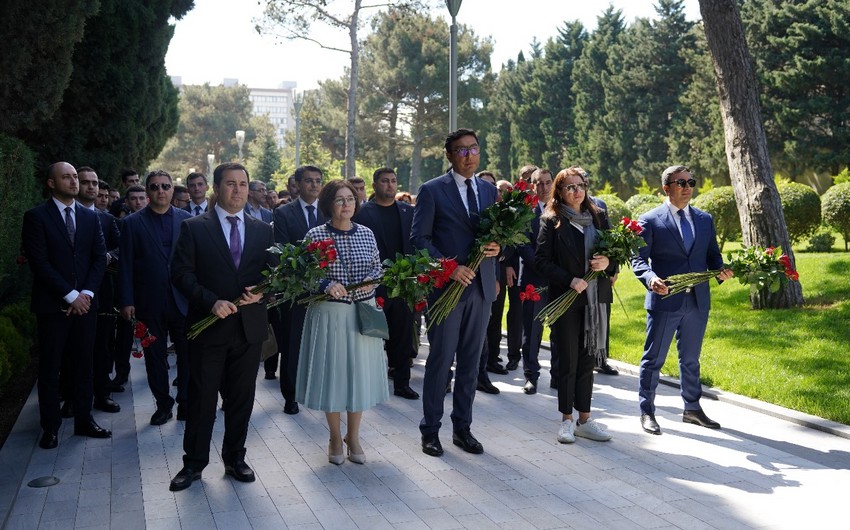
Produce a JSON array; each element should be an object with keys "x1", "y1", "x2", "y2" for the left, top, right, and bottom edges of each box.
[
  {"x1": 485, "y1": 284, "x2": 522, "y2": 366},
  {"x1": 384, "y1": 296, "x2": 415, "y2": 388},
  {"x1": 281, "y1": 303, "x2": 307, "y2": 403},
  {"x1": 112, "y1": 317, "x2": 133, "y2": 383},
  {"x1": 552, "y1": 309, "x2": 594, "y2": 415},
  {"x1": 140, "y1": 309, "x2": 188, "y2": 411},
  {"x1": 93, "y1": 313, "x2": 116, "y2": 399},
  {"x1": 183, "y1": 318, "x2": 259, "y2": 470},
  {"x1": 263, "y1": 305, "x2": 285, "y2": 376}
]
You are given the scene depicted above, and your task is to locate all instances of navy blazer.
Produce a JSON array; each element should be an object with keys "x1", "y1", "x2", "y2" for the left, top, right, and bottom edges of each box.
[
  {"x1": 22, "y1": 200, "x2": 106, "y2": 314},
  {"x1": 273, "y1": 199, "x2": 326, "y2": 245},
  {"x1": 630, "y1": 203, "x2": 724, "y2": 312},
  {"x1": 244, "y1": 204, "x2": 273, "y2": 223},
  {"x1": 354, "y1": 200, "x2": 414, "y2": 260},
  {"x1": 118, "y1": 206, "x2": 191, "y2": 318},
  {"x1": 95, "y1": 208, "x2": 121, "y2": 310},
  {"x1": 411, "y1": 172, "x2": 499, "y2": 303},
  {"x1": 171, "y1": 211, "x2": 275, "y2": 344},
  {"x1": 516, "y1": 204, "x2": 545, "y2": 287}
]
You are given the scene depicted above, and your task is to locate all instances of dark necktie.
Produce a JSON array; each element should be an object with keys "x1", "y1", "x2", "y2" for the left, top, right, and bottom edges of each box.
[
  {"x1": 306, "y1": 204, "x2": 317, "y2": 229},
  {"x1": 64, "y1": 206, "x2": 75, "y2": 245},
  {"x1": 194, "y1": 205, "x2": 201, "y2": 216},
  {"x1": 227, "y1": 216, "x2": 241, "y2": 268},
  {"x1": 465, "y1": 179, "x2": 478, "y2": 217},
  {"x1": 678, "y1": 209, "x2": 694, "y2": 252}
]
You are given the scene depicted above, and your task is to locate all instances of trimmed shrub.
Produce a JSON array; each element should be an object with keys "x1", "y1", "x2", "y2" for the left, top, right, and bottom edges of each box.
[
  {"x1": 0, "y1": 134, "x2": 40, "y2": 299},
  {"x1": 777, "y1": 181, "x2": 821, "y2": 244},
  {"x1": 806, "y1": 229, "x2": 836, "y2": 253},
  {"x1": 821, "y1": 182, "x2": 850, "y2": 251},
  {"x1": 625, "y1": 193, "x2": 663, "y2": 215},
  {"x1": 0, "y1": 316, "x2": 29, "y2": 388},
  {"x1": 692, "y1": 186, "x2": 740, "y2": 251},
  {"x1": 593, "y1": 194, "x2": 631, "y2": 223},
  {"x1": 631, "y1": 202, "x2": 660, "y2": 218},
  {"x1": 0, "y1": 301, "x2": 36, "y2": 340}
]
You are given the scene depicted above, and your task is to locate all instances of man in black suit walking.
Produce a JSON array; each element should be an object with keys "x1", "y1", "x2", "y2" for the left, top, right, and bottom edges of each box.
[
  {"x1": 22, "y1": 162, "x2": 110, "y2": 449},
  {"x1": 269, "y1": 165, "x2": 324, "y2": 415},
  {"x1": 169, "y1": 162, "x2": 274, "y2": 491},
  {"x1": 354, "y1": 168, "x2": 419, "y2": 400}
]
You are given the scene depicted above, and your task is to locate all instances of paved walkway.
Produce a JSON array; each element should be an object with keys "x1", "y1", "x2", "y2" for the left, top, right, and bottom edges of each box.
[{"x1": 2, "y1": 337, "x2": 850, "y2": 530}]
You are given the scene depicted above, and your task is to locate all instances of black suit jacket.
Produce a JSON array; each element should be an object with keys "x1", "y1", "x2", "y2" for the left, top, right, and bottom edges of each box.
[
  {"x1": 354, "y1": 200, "x2": 414, "y2": 260},
  {"x1": 95, "y1": 208, "x2": 121, "y2": 310},
  {"x1": 273, "y1": 199, "x2": 325, "y2": 245},
  {"x1": 23, "y1": 200, "x2": 107, "y2": 314},
  {"x1": 171, "y1": 210, "x2": 274, "y2": 344}
]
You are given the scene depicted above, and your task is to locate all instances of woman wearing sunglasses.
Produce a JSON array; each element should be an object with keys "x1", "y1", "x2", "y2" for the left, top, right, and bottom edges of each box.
[{"x1": 535, "y1": 167, "x2": 616, "y2": 444}]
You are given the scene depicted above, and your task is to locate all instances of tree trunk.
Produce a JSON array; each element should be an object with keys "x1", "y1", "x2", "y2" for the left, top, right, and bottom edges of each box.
[
  {"x1": 344, "y1": 1, "x2": 361, "y2": 179},
  {"x1": 409, "y1": 97, "x2": 425, "y2": 192},
  {"x1": 699, "y1": 0, "x2": 803, "y2": 308},
  {"x1": 386, "y1": 100, "x2": 398, "y2": 169}
]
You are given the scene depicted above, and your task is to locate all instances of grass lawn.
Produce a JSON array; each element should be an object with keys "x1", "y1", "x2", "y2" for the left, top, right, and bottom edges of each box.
[{"x1": 506, "y1": 239, "x2": 850, "y2": 425}]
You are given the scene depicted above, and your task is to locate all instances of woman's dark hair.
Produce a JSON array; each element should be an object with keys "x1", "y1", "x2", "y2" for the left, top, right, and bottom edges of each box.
[
  {"x1": 317, "y1": 179, "x2": 361, "y2": 219},
  {"x1": 545, "y1": 167, "x2": 602, "y2": 227}
]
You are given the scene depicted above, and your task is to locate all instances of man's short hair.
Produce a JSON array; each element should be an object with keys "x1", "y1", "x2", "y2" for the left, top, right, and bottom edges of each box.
[
  {"x1": 662, "y1": 165, "x2": 691, "y2": 186},
  {"x1": 519, "y1": 165, "x2": 539, "y2": 181},
  {"x1": 213, "y1": 162, "x2": 249, "y2": 186},
  {"x1": 186, "y1": 171, "x2": 207, "y2": 185},
  {"x1": 173, "y1": 184, "x2": 188, "y2": 195},
  {"x1": 294, "y1": 165, "x2": 323, "y2": 182},
  {"x1": 125, "y1": 185, "x2": 145, "y2": 198},
  {"x1": 531, "y1": 168, "x2": 552, "y2": 183},
  {"x1": 347, "y1": 176, "x2": 365, "y2": 186},
  {"x1": 444, "y1": 128, "x2": 479, "y2": 152},
  {"x1": 372, "y1": 167, "x2": 396, "y2": 182},
  {"x1": 120, "y1": 168, "x2": 139, "y2": 183},
  {"x1": 77, "y1": 166, "x2": 96, "y2": 175},
  {"x1": 98, "y1": 180, "x2": 110, "y2": 190},
  {"x1": 145, "y1": 169, "x2": 173, "y2": 186},
  {"x1": 249, "y1": 180, "x2": 266, "y2": 192},
  {"x1": 317, "y1": 179, "x2": 360, "y2": 218},
  {"x1": 278, "y1": 190, "x2": 291, "y2": 199}
]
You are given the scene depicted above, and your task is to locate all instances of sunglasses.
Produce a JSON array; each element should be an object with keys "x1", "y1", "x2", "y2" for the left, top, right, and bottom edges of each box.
[
  {"x1": 148, "y1": 183, "x2": 173, "y2": 191},
  {"x1": 669, "y1": 178, "x2": 697, "y2": 188},
  {"x1": 453, "y1": 145, "x2": 480, "y2": 157},
  {"x1": 561, "y1": 183, "x2": 588, "y2": 193}
]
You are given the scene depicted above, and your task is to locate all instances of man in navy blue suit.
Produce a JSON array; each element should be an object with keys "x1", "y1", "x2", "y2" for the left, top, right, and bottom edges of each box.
[
  {"x1": 354, "y1": 167, "x2": 419, "y2": 400},
  {"x1": 119, "y1": 170, "x2": 191, "y2": 426},
  {"x1": 412, "y1": 128, "x2": 500, "y2": 457},
  {"x1": 631, "y1": 165, "x2": 733, "y2": 435},
  {"x1": 22, "y1": 162, "x2": 109, "y2": 449}
]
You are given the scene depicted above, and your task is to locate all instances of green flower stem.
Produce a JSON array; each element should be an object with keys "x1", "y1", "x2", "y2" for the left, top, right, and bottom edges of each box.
[
  {"x1": 187, "y1": 280, "x2": 270, "y2": 340},
  {"x1": 297, "y1": 278, "x2": 381, "y2": 305},
  {"x1": 426, "y1": 249, "x2": 485, "y2": 330},
  {"x1": 535, "y1": 270, "x2": 604, "y2": 327}
]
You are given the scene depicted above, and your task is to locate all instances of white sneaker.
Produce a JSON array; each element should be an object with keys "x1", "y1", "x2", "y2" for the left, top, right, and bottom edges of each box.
[
  {"x1": 557, "y1": 419, "x2": 575, "y2": 444},
  {"x1": 574, "y1": 418, "x2": 612, "y2": 441}
]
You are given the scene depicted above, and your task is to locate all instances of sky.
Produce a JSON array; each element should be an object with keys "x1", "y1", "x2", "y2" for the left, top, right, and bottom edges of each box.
[{"x1": 165, "y1": 0, "x2": 702, "y2": 91}]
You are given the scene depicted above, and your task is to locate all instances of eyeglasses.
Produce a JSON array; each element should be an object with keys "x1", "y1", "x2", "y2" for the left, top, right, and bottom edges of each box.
[
  {"x1": 333, "y1": 197, "x2": 357, "y2": 206},
  {"x1": 669, "y1": 178, "x2": 697, "y2": 188},
  {"x1": 561, "y1": 183, "x2": 588, "y2": 193},
  {"x1": 453, "y1": 145, "x2": 480, "y2": 157},
  {"x1": 302, "y1": 178, "x2": 322, "y2": 186},
  {"x1": 147, "y1": 183, "x2": 172, "y2": 191}
]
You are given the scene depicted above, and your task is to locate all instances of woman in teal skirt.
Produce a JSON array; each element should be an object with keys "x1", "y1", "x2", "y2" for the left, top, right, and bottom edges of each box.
[{"x1": 296, "y1": 179, "x2": 389, "y2": 464}]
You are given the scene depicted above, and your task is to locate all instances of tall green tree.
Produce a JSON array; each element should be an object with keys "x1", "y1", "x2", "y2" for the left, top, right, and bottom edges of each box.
[{"x1": 23, "y1": 0, "x2": 193, "y2": 182}]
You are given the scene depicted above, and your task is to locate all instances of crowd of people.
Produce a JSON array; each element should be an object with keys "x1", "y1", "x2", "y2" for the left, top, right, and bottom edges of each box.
[{"x1": 22, "y1": 127, "x2": 731, "y2": 492}]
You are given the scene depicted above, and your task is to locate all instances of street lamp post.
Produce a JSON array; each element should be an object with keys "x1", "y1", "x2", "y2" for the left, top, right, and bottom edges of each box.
[
  {"x1": 446, "y1": 0, "x2": 462, "y2": 131},
  {"x1": 235, "y1": 130, "x2": 246, "y2": 162},
  {"x1": 293, "y1": 91, "x2": 304, "y2": 168},
  {"x1": 207, "y1": 153, "x2": 215, "y2": 180}
]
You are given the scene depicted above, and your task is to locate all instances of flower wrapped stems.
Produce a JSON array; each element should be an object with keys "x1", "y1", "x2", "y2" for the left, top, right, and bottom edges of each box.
[{"x1": 131, "y1": 318, "x2": 156, "y2": 358}]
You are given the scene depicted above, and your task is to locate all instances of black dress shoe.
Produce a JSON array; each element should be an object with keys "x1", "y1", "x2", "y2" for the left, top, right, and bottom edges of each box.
[
  {"x1": 421, "y1": 433, "x2": 443, "y2": 457},
  {"x1": 60, "y1": 401, "x2": 74, "y2": 418},
  {"x1": 505, "y1": 359, "x2": 520, "y2": 371},
  {"x1": 452, "y1": 429, "x2": 484, "y2": 454},
  {"x1": 39, "y1": 431, "x2": 58, "y2": 449},
  {"x1": 224, "y1": 460, "x2": 256, "y2": 482},
  {"x1": 264, "y1": 373, "x2": 276, "y2": 380},
  {"x1": 595, "y1": 363, "x2": 619, "y2": 376},
  {"x1": 176, "y1": 405, "x2": 187, "y2": 421},
  {"x1": 74, "y1": 419, "x2": 112, "y2": 438},
  {"x1": 150, "y1": 408, "x2": 173, "y2": 426},
  {"x1": 169, "y1": 467, "x2": 202, "y2": 491},
  {"x1": 522, "y1": 380, "x2": 537, "y2": 395},
  {"x1": 683, "y1": 409, "x2": 721, "y2": 429},
  {"x1": 93, "y1": 397, "x2": 121, "y2": 413},
  {"x1": 446, "y1": 381, "x2": 452, "y2": 394},
  {"x1": 283, "y1": 401, "x2": 299, "y2": 415},
  {"x1": 641, "y1": 413, "x2": 661, "y2": 435},
  {"x1": 486, "y1": 362, "x2": 509, "y2": 375},
  {"x1": 393, "y1": 386, "x2": 420, "y2": 400},
  {"x1": 549, "y1": 379, "x2": 559, "y2": 390},
  {"x1": 172, "y1": 378, "x2": 179, "y2": 386},
  {"x1": 476, "y1": 378, "x2": 500, "y2": 394}
]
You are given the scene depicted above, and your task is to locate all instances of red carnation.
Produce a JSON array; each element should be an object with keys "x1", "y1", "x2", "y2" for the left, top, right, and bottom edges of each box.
[
  {"x1": 375, "y1": 296, "x2": 385, "y2": 308},
  {"x1": 628, "y1": 220, "x2": 642, "y2": 234},
  {"x1": 621, "y1": 217, "x2": 631, "y2": 226},
  {"x1": 306, "y1": 242, "x2": 319, "y2": 252},
  {"x1": 414, "y1": 300, "x2": 427, "y2": 312},
  {"x1": 318, "y1": 260, "x2": 329, "y2": 269},
  {"x1": 514, "y1": 180, "x2": 529, "y2": 191},
  {"x1": 417, "y1": 274, "x2": 429, "y2": 284},
  {"x1": 131, "y1": 351, "x2": 143, "y2": 358},
  {"x1": 519, "y1": 291, "x2": 528, "y2": 301},
  {"x1": 765, "y1": 246, "x2": 776, "y2": 256},
  {"x1": 786, "y1": 270, "x2": 799, "y2": 281},
  {"x1": 523, "y1": 194, "x2": 539, "y2": 208},
  {"x1": 778, "y1": 254, "x2": 791, "y2": 268},
  {"x1": 134, "y1": 322, "x2": 147, "y2": 338}
]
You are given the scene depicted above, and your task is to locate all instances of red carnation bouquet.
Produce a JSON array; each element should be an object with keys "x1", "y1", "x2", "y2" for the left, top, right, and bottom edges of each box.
[
  {"x1": 131, "y1": 318, "x2": 156, "y2": 358},
  {"x1": 187, "y1": 238, "x2": 338, "y2": 339},
  {"x1": 536, "y1": 216, "x2": 646, "y2": 326},
  {"x1": 381, "y1": 250, "x2": 457, "y2": 312},
  {"x1": 428, "y1": 179, "x2": 538, "y2": 328},
  {"x1": 519, "y1": 284, "x2": 545, "y2": 302},
  {"x1": 663, "y1": 245, "x2": 799, "y2": 298}
]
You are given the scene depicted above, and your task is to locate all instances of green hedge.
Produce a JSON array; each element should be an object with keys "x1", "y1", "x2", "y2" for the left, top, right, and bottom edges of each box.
[
  {"x1": 778, "y1": 181, "x2": 821, "y2": 244},
  {"x1": 0, "y1": 314, "x2": 31, "y2": 389},
  {"x1": 625, "y1": 193, "x2": 663, "y2": 213},
  {"x1": 594, "y1": 194, "x2": 631, "y2": 223},
  {"x1": 691, "y1": 186, "x2": 740, "y2": 251},
  {"x1": 0, "y1": 134, "x2": 40, "y2": 300},
  {"x1": 821, "y1": 182, "x2": 850, "y2": 251}
]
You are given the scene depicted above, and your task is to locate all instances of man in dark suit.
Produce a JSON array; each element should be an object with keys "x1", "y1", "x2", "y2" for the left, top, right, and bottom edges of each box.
[
  {"x1": 22, "y1": 162, "x2": 110, "y2": 449},
  {"x1": 269, "y1": 165, "x2": 325, "y2": 414},
  {"x1": 245, "y1": 180, "x2": 274, "y2": 223},
  {"x1": 169, "y1": 162, "x2": 274, "y2": 491},
  {"x1": 411, "y1": 128, "x2": 500, "y2": 457},
  {"x1": 75, "y1": 167, "x2": 121, "y2": 414},
  {"x1": 108, "y1": 169, "x2": 140, "y2": 218},
  {"x1": 631, "y1": 165, "x2": 733, "y2": 435},
  {"x1": 119, "y1": 170, "x2": 192, "y2": 425},
  {"x1": 354, "y1": 167, "x2": 419, "y2": 400},
  {"x1": 185, "y1": 172, "x2": 209, "y2": 216}
]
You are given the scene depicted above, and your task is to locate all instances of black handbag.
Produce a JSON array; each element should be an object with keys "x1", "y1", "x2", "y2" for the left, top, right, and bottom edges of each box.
[{"x1": 356, "y1": 300, "x2": 389, "y2": 340}]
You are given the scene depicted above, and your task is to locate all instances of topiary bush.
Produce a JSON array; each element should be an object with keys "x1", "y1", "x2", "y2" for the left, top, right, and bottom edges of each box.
[
  {"x1": 631, "y1": 202, "x2": 661, "y2": 218},
  {"x1": 806, "y1": 228, "x2": 836, "y2": 253},
  {"x1": 625, "y1": 193, "x2": 663, "y2": 215},
  {"x1": 0, "y1": 134, "x2": 40, "y2": 300},
  {"x1": 821, "y1": 182, "x2": 850, "y2": 251},
  {"x1": 593, "y1": 194, "x2": 631, "y2": 223},
  {"x1": 0, "y1": 316, "x2": 29, "y2": 389},
  {"x1": 691, "y1": 186, "x2": 740, "y2": 251},
  {"x1": 777, "y1": 181, "x2": 821, "y2": 244}
]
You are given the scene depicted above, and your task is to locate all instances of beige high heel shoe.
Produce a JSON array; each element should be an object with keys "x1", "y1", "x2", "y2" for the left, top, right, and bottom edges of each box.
[
  {"x1": 328, "y1": 440, "x2": 345, "y2": 465},
  {"x1": 343, "y1": 436, "x2": 365, "y2": 464}
]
